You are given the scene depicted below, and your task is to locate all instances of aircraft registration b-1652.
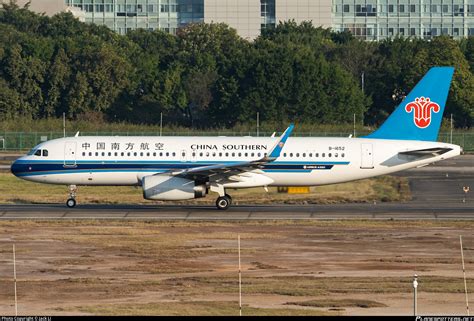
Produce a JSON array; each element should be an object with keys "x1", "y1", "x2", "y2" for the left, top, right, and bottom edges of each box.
[{"x1": 11, "y1": 67, "x2": 461, "y2": 210}]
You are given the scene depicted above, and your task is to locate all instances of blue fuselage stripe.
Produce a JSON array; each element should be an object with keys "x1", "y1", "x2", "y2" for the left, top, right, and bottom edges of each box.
[{"x1": 12, "y1": 160, "x2": 350, "y2": 177}]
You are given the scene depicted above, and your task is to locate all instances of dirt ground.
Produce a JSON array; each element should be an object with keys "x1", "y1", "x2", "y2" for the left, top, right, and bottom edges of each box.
[{"x1": 0, "y1": 220, "x2": 472, "y2": 316}]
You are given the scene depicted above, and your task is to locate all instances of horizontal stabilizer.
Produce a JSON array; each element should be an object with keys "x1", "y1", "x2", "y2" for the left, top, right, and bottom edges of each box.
[{"x1": 399, "y1": 147, "x2": 453, "y2": 157}]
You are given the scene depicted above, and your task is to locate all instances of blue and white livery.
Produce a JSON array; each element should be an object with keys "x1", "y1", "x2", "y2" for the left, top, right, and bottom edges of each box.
[{"x1": 11, "y1": 67, "x2": 462, "y2": 210}]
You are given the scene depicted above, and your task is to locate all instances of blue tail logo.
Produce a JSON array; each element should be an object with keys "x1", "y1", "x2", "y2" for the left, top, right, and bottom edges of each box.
[{"x1": 366, "y1": 67, "x2": 454, "y2": 141}]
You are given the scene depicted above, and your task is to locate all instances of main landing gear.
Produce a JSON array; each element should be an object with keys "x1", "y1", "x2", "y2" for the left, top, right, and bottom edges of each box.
[
  {"x1": 216, "y1": 194, "x2": 232, "y2": 210},
  {"x1": 66, "y1": 185, "x2": 77, "y2": 208}
]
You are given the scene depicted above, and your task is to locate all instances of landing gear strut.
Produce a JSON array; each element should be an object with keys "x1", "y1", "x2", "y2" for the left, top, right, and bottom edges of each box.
[
  {"x1": 66, "y1": 185, "x2": 77, "y2": 208},
  {"x1": 216, "y1": 194, "x2": 232, "y2": 210}
]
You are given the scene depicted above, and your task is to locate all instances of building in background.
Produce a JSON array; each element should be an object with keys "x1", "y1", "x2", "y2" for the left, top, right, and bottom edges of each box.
[
  {"x1": 1, "y1": 0, "x2": 85, "y2": 21},
  {"x1": 332, "y1": 0, "x2": 474, "y2": 40},
  {"x1": 62, "y1": 0, "x2": 331, "y2": 39},
  {"x1": 3, "y1": 0, "x2": 473, "y2": 40},
  {"x1": 64, "y1": 0, "x2": 205, "y2": 36}
]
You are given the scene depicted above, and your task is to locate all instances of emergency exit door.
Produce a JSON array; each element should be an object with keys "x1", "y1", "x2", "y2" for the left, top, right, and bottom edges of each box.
[
  {"x1": 64, "y1": 142, "x2": 77, "y2": 167},
  {"x1": 360, "y1": 143, "x2": 374, "y2": 169}
]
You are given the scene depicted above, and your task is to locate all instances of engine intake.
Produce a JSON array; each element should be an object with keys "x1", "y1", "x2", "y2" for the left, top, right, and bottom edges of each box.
[{"x1": 142, "y1": 175, "x2": 206, "y2": 201}]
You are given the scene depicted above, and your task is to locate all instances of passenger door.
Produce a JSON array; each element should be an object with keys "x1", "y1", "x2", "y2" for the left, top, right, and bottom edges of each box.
[
  {"x1": 360, "y1": 143, "x2": 374, "y2": 169},
  {"x1": 64, "y1": 142, "x2": 77, "y2": 167}
]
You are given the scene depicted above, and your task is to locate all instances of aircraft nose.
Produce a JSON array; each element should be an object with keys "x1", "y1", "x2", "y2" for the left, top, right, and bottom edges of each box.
[{"x1": 10, "y1": 159, "x2": 26, "y2": 177}]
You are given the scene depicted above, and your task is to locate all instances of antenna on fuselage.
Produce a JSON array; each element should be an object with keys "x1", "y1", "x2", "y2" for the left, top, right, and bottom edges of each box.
[
  {"x1": 74, "y1": 131, "x2": 80, "y2": 137},
  {"x1": 63, "y1": 112, "x2": 66, "y2": 137}
]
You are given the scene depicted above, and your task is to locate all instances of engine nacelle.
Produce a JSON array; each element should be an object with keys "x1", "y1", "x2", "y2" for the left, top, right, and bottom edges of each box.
[{"x1": 142, "y1": 175, "x2": 207, "y2": 201}]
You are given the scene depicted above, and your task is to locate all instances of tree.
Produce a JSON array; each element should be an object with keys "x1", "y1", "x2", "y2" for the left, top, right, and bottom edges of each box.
[{"x1": 43, "y1": 48, "x2": 70, "y2": 116}]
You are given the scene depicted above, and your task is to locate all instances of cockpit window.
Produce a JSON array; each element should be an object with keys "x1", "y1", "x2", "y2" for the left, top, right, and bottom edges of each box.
[
  {"x1": 34, "y1": 149, "x2": 42, "y2": 156},
  {"x1": 42, "y1": 150, "x2": 48, "y2": 157},
  {"x1": 27, "y1": 149, "x2": 36, "y2": 156}
]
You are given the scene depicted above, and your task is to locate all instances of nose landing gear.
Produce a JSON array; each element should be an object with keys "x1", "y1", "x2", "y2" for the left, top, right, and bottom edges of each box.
[{"x1": 66, "y1": 185, "x2": 77, "y2": 208}]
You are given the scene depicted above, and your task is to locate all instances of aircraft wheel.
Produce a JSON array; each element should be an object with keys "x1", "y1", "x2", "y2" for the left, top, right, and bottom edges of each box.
[
  {"x1": 225, "y1": 194, "x2": 233, "y2": 205},
  {"x1": 66, "y1": 198, "x2": 76, "y2": 208},
  {"x1": 216, "y1": 195, "x2": 231, "y2": 210}
]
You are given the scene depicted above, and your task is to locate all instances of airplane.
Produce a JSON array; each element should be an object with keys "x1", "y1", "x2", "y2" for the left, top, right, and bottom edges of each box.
[{"x1": 11, "y1": 67, "x2": 462, "y2": 210}]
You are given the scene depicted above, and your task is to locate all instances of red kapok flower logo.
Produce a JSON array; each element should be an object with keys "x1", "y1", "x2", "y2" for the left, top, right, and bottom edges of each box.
[{"x1": 405, "y1": 97, "x2": 440, "y2": 128}]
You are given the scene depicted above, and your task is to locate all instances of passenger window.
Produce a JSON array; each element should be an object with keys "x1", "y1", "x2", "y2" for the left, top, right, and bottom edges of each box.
[
  {"x1": 127, "y1": 152, "x2": 131, "y2": 156},
  {"x1": 159, "y1": 152, "x2": 163, "y2": 157},
  {"x1": 182, "y1": 152, "x2": 186, "y2": 157},
  {"x1": 95, "y1": 152, "x2": 98, "y2": 156},
  {"x1": 322, "y1": 153, "x2": 326, "y2": 157},
  {"x1": 114, "y1": 152, "x2": 118, "y2": 156},
  {"x1": 133, "y1": 152, "x2": 137, "y2": 157},
  {"x1": 82, "y1": 152, "x2": 85, "y2": 156},
  {"x1": 212, "y1": 152, "x2": 216, "y2": 157},
  {"x1": 102, "y1": 152, "x2": 105, "y2": 156},
  {"x1": 342, "y1": 153, "x2": 345, "y2": 157},
  {"x1": 172, "y1": 152, "x2": 176, "y2": 157},
  {"x1": 108, "y1": 152, "x2": 111, "y2": 156},
  {"x1": 335, "y1": 153, "x2": 338, "y2": 157},
  {"x1": 147, "y1": 152, "x2": 150, "y2": 157},
  {"x1": 328, "y1": 153, "x2": 332, "y2": 157},
  {"x1": 316, "y1": 153, "x2": 319, "y2": 157},
  {"x1": 238, "y1": 153, "x2": 241, "y2": 157},
  {"x1": 309, "y1": 153, "x2": 312, "y2": 157},
  {"x1": 219, "y1": 152, "x2": 222, "y2": 157},
  {"x1": 290, "y1": 153, "x2": 293, "y2": 157},
  {"x1": 303, "y1": 153, "x2": 306, "y2": 157},
  {"x1": 121, "y1": 152, "x2": 124, "y2": 156},
  {"x1": 153, "y1": 152, "x2": 156, "y2": 157},
  {"x1": 296, "y1": 153, "x2": 300, "y2": 157},
  {"x1": 199, "y1": 152, "x2": 203, "y2": 157},
  {"x1": 232, "y1": 153, "x2": 235, "y2": 157},
  {"x1": 166, "y1": 152, "x2": 169, "y2": 157},
  {"x1": 258, "y1": 153, "x2": 261, "y2": 157},
  {"x1": 89, "y1": 152, "x2": 92, "y2": 156},
  {"x1": 245, "y1": 153, "x2": 248, "y2": 157},
  {"x1": 34, "y1": 149, "x2": 42, "y2": 156},
  {"x1": 225, "y1": 153, "x2": 229, "y2": 157}
]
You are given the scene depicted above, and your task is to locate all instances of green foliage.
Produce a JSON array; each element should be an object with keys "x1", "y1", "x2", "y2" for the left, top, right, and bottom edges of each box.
[{"x1": 0, "y1": 3, "x2": 473, "y2": 129}]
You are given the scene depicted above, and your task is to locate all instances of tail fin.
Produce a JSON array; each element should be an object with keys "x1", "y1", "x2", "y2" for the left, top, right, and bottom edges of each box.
[{"x1": 366, "y1": 67, "x2": 454, "y2": 141}]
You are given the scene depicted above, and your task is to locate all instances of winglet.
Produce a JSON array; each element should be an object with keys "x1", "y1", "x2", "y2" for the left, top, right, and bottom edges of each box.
[{"x1": 267, "y1": 124, "x2": 294, "y2": 160}]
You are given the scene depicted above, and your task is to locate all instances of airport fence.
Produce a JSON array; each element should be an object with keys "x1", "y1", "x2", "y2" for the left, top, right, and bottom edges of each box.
[{"x1": 0, "y1": 131, "x2": 473, "y2": 152}]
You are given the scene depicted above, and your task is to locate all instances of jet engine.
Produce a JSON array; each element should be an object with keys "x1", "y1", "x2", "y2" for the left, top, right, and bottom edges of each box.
[{"x1": 142, "y1": 175, "x2": 207, "y2": 200}]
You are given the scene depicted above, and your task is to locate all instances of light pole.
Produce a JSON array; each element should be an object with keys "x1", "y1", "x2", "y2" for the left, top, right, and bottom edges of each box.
[{"x1": 413, "y1": 274, "x2": 418, "y2": 316}]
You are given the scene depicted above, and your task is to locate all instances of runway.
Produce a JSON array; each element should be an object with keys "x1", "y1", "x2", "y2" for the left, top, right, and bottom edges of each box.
[
  {"x1": 0, "y1": 201, "x2": 472, "y2": 220},
  {"x1": 1, "y1": 155, "x2": 472, "y2": 221}
]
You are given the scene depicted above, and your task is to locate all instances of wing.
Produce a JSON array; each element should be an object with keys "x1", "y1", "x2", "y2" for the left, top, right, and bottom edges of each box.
[{"x1": 163, "y1": 124, "x2": 294, "y2": 180}]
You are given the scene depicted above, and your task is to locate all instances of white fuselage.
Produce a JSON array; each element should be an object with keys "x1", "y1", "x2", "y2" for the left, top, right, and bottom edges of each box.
[{"x1": 11, "y1": 136, "x2": 461, "y2": 188}]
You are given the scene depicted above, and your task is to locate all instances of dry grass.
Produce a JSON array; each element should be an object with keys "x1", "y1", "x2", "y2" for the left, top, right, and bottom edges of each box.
[
  {"x1": 287, "y1": 298, "x2": 387, "y2": 308},
  {"x1": 160, "y1": 275, "x2": 474, "y2": 296},
  {"x1": 0, "y1": 219, "x2": 473, "y2": 315},
  {"x1": 2, "y1": 172, "x2": 410, "y2": 205},
  {"x1": 73, "y1": 301, "x2": 334, "y2": 316}
]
